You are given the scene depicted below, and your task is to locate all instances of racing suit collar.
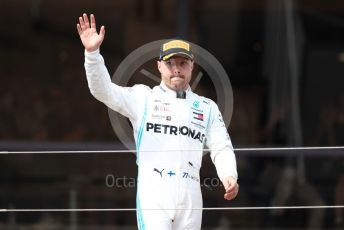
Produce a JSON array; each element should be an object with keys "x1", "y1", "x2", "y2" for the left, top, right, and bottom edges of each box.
[{"x1": 159, "y1": 82, "x2": 192, "y2": 99}]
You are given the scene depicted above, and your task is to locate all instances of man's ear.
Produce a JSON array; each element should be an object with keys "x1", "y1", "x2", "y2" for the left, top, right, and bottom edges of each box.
[
  {"x1": 157, "y1": 60, "x2": 162, "y2": 73},
  {"x1": 190, "y1": 60, "x2": 194, "y2": 71}
]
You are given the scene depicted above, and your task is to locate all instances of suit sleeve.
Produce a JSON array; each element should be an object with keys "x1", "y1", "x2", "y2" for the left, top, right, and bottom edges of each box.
[
  {"x1": 206, "y1": 102, "x2": 238, "y2": 182},
  {"x1": 84, "y1": 49, "x2": 146, "y2": 121}
]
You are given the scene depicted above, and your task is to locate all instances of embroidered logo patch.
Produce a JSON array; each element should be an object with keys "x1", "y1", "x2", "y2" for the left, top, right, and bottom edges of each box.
[
  {"x1": 193, "y1": 112, "x2": 204, "y2": 121},
  {"x1": 193, "y1": 101, "x2": 200, "y2": 108}
]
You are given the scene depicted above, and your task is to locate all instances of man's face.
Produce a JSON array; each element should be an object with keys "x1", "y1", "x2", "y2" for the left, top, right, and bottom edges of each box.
[{"x1": 157, "y1": 56, "x2": 194, "y2": 91}]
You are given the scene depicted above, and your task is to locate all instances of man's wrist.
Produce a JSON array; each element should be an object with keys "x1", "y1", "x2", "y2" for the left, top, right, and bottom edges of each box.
[
  {"x1": 85, "y1": 48, "x2": 100, "y2": 54},
  {"x1": 222, "y1": 175, "x2": 237, "y2": 183}
]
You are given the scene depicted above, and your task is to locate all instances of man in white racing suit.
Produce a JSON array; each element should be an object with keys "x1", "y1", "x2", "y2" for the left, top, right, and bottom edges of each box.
[{"x1": 77, "y1": 13, "x2": 239, "y2": 230}]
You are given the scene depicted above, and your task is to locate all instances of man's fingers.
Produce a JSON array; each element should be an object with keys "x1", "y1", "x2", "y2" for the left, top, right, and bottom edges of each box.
[
  {"x1": 79, "y1": 16, "x2": 85, "y2": 30},
  {"x1": 99, "y1": 26, "x2": 105, "y2": 37},
  {"x1": 76, "y1": 24, "x2": 82, "y2": 35},
  {"x1": 224, "y1": 192, "x2": 236, "y2": 200},
  {"x1": 83, "y1": 13, "x2": 90, "y2": 28},
  {"x1": 90, "y1": 14, "x2": 96, "y2": 29},
  {"x1": 223, "y1": 176, "x2": 237, "y2": 191},
  {"x1": 225, "y1": 182, "x2": 235, "y2": 192},
  {"x1": 226, "y1": 186, "x2": 238, "y2": 196},
  {"x1": 224, "y1": 184, "x2": 239, "y2": 200}
]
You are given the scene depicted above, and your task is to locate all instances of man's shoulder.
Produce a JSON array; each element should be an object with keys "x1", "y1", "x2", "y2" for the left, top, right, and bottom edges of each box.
[{"x1": 129, "y1": 84, "x2": 152, "y2": 93}]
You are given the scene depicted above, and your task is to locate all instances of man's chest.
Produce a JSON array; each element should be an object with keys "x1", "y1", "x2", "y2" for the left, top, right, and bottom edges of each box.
[{"x1": 145, "y1": 97, "x2": 210, "y2": 135}]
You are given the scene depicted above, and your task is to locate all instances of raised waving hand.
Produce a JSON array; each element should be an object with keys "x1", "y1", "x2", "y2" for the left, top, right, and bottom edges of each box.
[{"x1": 77, "y1": 14, "x2": 105, "y2": 52}]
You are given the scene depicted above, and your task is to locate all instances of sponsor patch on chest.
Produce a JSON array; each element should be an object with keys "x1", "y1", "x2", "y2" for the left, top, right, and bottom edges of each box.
[{"x1": 146, "y1": 122, "x2": 205, "y2": 143}]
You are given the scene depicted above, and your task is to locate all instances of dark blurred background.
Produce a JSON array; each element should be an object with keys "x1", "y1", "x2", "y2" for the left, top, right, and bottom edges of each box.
[{"x1": 1, "y1": 0, "x2": 344, "y2": 229}]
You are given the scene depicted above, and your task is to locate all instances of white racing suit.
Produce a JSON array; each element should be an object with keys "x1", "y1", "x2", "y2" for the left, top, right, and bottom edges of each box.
[{"x1": 85, "y1": 49, "x2": 238, "y2": 230}]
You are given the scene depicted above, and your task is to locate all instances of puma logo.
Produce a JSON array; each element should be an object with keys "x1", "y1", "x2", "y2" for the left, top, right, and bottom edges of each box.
[{"x1": 153, "y1": 168, "x2": 164, "y2": 177}]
